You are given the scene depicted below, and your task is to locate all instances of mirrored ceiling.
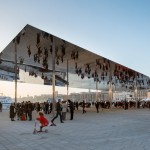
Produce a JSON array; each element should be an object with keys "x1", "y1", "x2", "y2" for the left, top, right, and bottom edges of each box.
[{"x1": 0, "y1": 24, "x2": 149, "y2": 92}]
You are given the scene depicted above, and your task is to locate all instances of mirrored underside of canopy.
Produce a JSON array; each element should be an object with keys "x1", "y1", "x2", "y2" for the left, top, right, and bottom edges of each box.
[{"x1": 0, "y1": 24, "x2": 149, "y2": 92}]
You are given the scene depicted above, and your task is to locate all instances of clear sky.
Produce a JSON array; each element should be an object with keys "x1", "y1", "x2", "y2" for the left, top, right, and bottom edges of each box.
[{"x1": 0, "y1": 0, "x2": 150, "y2": 97}]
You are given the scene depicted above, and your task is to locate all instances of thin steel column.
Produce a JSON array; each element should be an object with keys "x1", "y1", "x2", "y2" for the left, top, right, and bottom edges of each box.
[
  {"x1": 109, "y1": 68, "x2": 113, "y2": 106},
  {"x1": 109, "y1": 77, "x2": 113, "y2": 105},
  {"x1": 135, "y1": 78, "x2": 138, "y2": 108},
  {"x1": 67, "y1": 59, "x2": 69, "y2": 99},
  {"x1": 14, "y1": 40, "x2": 17, "y2": 104},
  {"x1": 96, "y1": 78, "x2": 98, "y2": 102},
  {"x1": 52, "y1": 37, "x2": 56, "y2": 116}
]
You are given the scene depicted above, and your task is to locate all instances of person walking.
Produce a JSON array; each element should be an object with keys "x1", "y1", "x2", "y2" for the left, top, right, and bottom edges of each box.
[{"x1": 51, "y1": 99, "x2": 64, "y2": 123}]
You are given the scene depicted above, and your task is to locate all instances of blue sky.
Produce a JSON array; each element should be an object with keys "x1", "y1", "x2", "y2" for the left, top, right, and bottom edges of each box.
[{"x1": 0, "y1": 0, "x2": 150, "y2": 97}]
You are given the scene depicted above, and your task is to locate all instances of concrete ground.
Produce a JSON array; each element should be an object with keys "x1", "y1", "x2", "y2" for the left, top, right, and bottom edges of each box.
[{"x1": 0, "y1": 108, "x2": 150, "y2": 150}]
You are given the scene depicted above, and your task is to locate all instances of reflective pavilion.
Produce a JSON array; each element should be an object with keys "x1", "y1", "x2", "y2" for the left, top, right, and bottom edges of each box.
[{"x1": 0, "y1": 24, "x2": 149, "y2": 105}]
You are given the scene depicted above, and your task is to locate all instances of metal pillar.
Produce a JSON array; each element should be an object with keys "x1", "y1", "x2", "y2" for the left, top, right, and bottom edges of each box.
[
  {"x1": 135, "y1": 79, "x2": 138, "y2": 108},
  {"x1": 109, "y1": 78, "x2": 113, "y2": 105},
  {"x1": 114, "y1": 76, "x2": 117, "y2": 101},
  {"x1": 109, "y1": 70, "x2": 113, "y2": 106},
  {"x1": 96, "y1": 78, "x2": 98, "y2": 102},
  {"x1": 67, "y1": 59, "x2": 69, "y2": 99},
  {"x1": 14, "y1": 41, "x2": 17, "y2": 104},
  {"x1": 52, "y1": 37, "x2": 56, "y2": 116}
]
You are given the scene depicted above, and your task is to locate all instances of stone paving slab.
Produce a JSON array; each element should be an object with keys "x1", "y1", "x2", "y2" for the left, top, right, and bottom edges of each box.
[{"x1": 0, "y1": 108, "x2": 150, "y2": 150}]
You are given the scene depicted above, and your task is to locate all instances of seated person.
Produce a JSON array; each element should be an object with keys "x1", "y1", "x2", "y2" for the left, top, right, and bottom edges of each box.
[{"x1": 36, "y1": 111, "x2": 49, "y2": 132}]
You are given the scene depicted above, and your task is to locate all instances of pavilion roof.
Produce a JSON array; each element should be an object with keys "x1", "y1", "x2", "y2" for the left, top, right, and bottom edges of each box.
[{"x1": 0, "y1": 24, "x2": 149, "y2": 91}]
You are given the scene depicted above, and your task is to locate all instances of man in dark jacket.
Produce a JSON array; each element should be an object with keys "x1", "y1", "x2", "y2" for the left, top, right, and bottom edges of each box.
[
  {"x1": 68, "y1": 99, "x2": 74, "y2": 120},
  {"x1": 0, "y1": 102, "x2": 2, "y2": 112},
  {"x1": 28, "y1": 101, "x2": 33, "y2": 121},
  {"x1": 95, "y1": 101, "x2": 100, "y2": 113},
  {"x1": 51, "y1": 99, "x2": 64, "y2": 123},
  {"x1": 10, "y1": 103, "x2": 15, "y2": 121},
  {"x1": 82, "y1": 100, "x2": 86, "y2": 114}
]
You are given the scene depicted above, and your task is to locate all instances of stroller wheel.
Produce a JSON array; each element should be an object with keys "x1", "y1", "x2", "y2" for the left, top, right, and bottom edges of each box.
[{"x1": 45, "y1": 129, "x2": 48, "y2": 133}]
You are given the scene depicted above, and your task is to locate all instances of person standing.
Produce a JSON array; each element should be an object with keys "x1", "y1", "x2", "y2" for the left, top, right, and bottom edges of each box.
[
  {"x1": 0, "y1": 102, "x2": 2, "y2": 112},
  {"x1": 95, "y1": 101, "x2": 100, "y2": 113},
  {"x1": 75, "y1": 101, "x2": 79, "y2": 110},
  {"x1": 28, "y1": 101, "x2": 33, "y2": 121},
  {"x1": 10, "y1": 103, "x2": 15, "y2": 121},
  {"x1": 82, "y1": 100, "x2": 86, "y2": 114},
  {"x1": 49, "y1": 102, "x2": 53, "y2": 113},
  {"x1": 62, "y1": 101, "x2": 67, "y2": 120},
  {"x1": 37, "y1": 102, "x2": 41, "y2": 112},
  {"x1": 68, "y1": 99, "x2": 74, "y2": 120},
  {"x1": 51, "y1": 99, "x2": 64, "y2": 123}
]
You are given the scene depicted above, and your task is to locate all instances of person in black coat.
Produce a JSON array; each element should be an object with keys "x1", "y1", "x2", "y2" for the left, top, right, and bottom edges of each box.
[
  {"x1": 45, "y1": 102, "x2": 49, "y2": 114},
  {"x1": 82, "y1": 100, "x2": 86, "y2": 114},
  {"x1": 68, "y1": 99, "x2": 74, "y2": 120},
  {"x1": 0, "y1": 102, "x2": 2, "y2": 112},
  {"x1": 10, "y1": 103, "x2": 15, "y2": 121},
  {"x1": 28, "y1": 101, "x2": 33, "y2": 121},
  {"x1": 95, "y1": 101, "x2": 100, "y2": 113},
  {"x1": 75, "y1": 102, "x2": 79, "y2": 110}
]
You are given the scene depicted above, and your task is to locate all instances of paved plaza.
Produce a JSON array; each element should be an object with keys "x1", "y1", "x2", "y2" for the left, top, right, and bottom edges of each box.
[{"x1": 0, "y1": 108, "x2": 150, "y2": 150}]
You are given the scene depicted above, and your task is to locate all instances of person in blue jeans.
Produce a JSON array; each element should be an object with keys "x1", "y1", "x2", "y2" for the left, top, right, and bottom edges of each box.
[{"x1": 51, "y1": 99, "x2": 64, "y2": 123}]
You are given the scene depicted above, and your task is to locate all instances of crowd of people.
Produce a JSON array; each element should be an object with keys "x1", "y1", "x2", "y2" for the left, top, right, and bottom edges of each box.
[
  {"x1": 9, "y1": 99, "x2": 76, "y2": 122},
  {"x1": 8, "y1": 99, "x2": 150, "y2": 122},
  {"x1": 10, "y1": 101, "x2": 34, "y2": 121}
]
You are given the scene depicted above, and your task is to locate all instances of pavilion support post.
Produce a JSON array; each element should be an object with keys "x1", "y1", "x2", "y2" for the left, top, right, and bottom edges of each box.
[
  {"x1": 146, "y1": 84, "x2": 148, "y2": 98},
  {"x1": 52, "y1": 37, "x2": 56, "y2": 117},
  {"x1": 135, "y1": 78, "x2": 138, "y2": 109},
  {"x1": 114, "y1": 76, "x2": 117, "y2": 101},
  {"x1": 109, "y1": 72, "x2": 113, "y2": 107},
  {"x1": 96, "y1": 78, "x2": 98, "y2": 102},
  {"x1": 14, "y1": 40, "x2": 17, "y2": 104},
  {"x1": 67, "y1": 59, "x2": 69, "y2": 99}
]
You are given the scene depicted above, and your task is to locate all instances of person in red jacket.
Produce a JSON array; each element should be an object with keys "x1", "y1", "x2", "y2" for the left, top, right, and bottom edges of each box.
[{"x1": 36, "y1": 111, "x2": 49, "y2": 132}]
